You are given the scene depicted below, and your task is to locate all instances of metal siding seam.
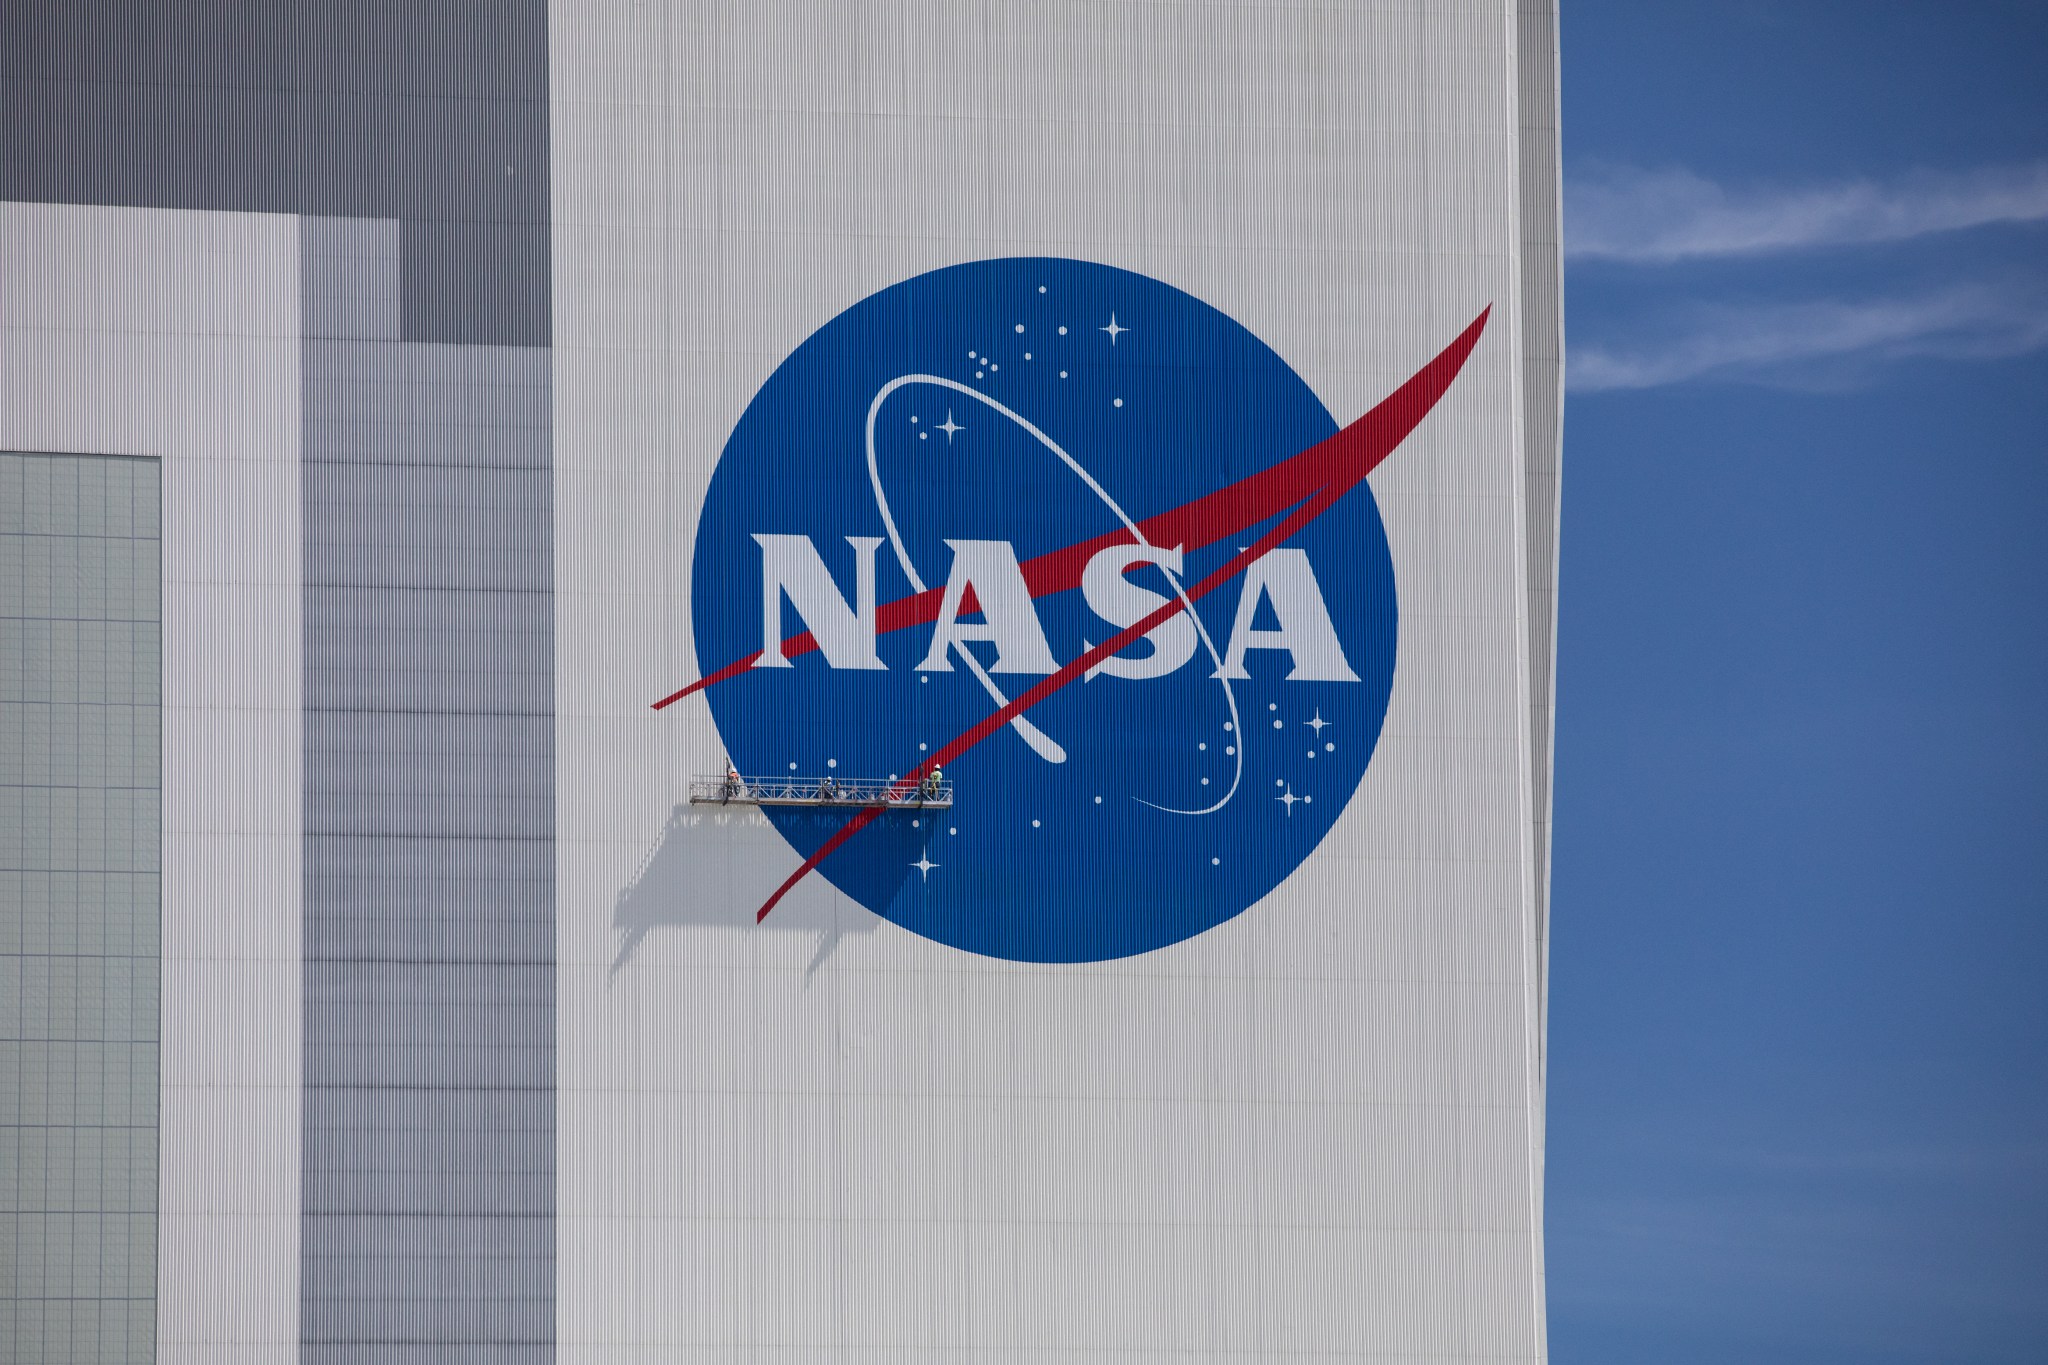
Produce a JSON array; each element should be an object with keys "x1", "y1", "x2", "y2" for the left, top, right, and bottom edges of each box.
[{"x1": 1515, "y1": 0, "x2": 1565, "y2": 1128}]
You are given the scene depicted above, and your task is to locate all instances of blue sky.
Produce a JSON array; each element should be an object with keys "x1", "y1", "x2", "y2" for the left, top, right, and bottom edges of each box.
[{"x1": 1549, "y1": 3, "x2": 2048, "y2": 1362}]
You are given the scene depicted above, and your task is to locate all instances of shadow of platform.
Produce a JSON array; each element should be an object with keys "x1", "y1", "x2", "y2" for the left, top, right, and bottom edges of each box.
[{"x1": 612, "y1": 802, "x2": 884, "y2": 980}]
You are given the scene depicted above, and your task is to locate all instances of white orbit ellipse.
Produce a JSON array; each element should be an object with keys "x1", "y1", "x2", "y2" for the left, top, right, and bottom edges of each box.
[{"x1": 864, "y1": 374, "x2": 1243, "y2": 814}]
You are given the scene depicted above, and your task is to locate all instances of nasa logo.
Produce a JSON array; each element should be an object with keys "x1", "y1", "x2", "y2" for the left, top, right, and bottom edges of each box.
[{"x1": 665, "y1": 257, "x2": 1485, "y2": 962}]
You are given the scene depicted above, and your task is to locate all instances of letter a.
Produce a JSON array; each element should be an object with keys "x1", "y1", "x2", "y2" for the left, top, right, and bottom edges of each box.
[
  {"x1": 752, "y1": 534, "x2": 885, "y2": 669},
  {"x1": 1215, "y1": 547, "x2": 1361, "y2": 682},
  {"x1": 918, "y1": 540, "x2": 1059, "y2": 674}
]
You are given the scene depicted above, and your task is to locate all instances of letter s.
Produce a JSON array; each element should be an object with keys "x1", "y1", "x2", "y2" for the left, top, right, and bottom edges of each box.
[{"x1": 1080, "y1": 542, "x2": 1197, "y2": 680}]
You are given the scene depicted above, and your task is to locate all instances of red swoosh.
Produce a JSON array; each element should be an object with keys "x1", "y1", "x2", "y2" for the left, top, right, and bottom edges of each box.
[{"x1": 737, "y1": 307, "x2": 1490, "y2": 922}]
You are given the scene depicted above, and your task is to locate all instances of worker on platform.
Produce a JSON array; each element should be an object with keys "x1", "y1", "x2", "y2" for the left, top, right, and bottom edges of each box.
[
  {"x1": 817, "y1": 773, "x2": 838, "y2": 802},
  {"x1": 723, "y1": 761, "x2": 741, "y2": 803},
  {"x1": 923, "y1": 764, "x2": 944, "y2": 802}
]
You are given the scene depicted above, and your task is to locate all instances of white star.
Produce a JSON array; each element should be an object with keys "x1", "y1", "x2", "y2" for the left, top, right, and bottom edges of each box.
[
  {"x1": 911, "y1": 853, "x2": 939, "y2": 879},
  {"x1": 1305, "y1": 710, "x2": 1331, "y2": 736},
  {"x1": 1101, "y1": 313, "x2": 1128, "y2": 344},
  {"x1": 937, "y1": 410, "x2": 964, "y2": 442},
  {"x1": 1275, "y1": 786, "x2": 1301, "y2": 816}
]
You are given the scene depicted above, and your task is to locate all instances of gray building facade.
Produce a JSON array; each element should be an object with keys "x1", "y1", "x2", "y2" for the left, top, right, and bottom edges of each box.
[{"x1": 2, "y1": 3, "x2": 1563, "y2": 1360}]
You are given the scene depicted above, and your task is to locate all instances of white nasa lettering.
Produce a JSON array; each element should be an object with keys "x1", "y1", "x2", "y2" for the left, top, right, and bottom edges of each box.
[
  {"x1": 753, "y1": 532, "x2": 1358, "y2": 682},
  {"x1": 1215, "y1": 547, "x2": 1361, "y2": 682},
  {"x1": 917, "y1": 539, "x2": 1059, "y2": 674},
  {"x1": 751, "y1": 534, "x2": 885, "y2": 669},
  {"x1": 1079, "y1": 542, "x2": 1197, "y2": 681}
]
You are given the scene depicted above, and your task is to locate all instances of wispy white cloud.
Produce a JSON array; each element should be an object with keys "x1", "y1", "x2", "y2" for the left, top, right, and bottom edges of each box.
[
  {"x1": 1568, "y1": 283, "x2": 2048, "y2": 392},
  {"x1": 1567, "y1": 161, "x2": 2048, "y2": 263}
]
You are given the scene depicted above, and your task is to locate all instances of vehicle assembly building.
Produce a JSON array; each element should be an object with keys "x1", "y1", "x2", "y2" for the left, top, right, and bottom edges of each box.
[{"x1": 1, "y1": 2, "x2": 1563, "y2": 1359}]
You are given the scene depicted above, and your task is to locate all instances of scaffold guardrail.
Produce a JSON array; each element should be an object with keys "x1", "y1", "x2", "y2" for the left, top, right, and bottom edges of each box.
[{"x1": 688, "y1": 774, "x2": 953, "y2": 809}]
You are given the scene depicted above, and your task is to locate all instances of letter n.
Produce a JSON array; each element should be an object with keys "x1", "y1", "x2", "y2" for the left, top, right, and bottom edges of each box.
[{"x1": 752, "y1": 535, "x2": 886, "y2": 669}]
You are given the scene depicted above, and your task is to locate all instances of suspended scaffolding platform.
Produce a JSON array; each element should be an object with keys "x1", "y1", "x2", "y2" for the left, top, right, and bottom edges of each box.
[{"x1": 689, "y1": 774, "x2": 953, "y2": 810}]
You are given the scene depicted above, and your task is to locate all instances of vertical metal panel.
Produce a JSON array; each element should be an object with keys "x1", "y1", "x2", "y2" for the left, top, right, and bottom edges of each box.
[
  {"x1": 0, "y1": 200, "x2": 306, "y2": 1365},
  {"x1": 299, "y1": 218, "x2": 555, "y2": 1362}
]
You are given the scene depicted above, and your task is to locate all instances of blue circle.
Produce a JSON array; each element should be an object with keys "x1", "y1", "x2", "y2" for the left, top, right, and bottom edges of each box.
[{"x1": 691, "y1": 258, "x2": 1396, "y2": 961}]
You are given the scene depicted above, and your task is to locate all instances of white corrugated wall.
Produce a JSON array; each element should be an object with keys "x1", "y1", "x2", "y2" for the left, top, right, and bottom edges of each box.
[{"x1": 550, "y1": 2, "x2": 1559, "y2": 1359}]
